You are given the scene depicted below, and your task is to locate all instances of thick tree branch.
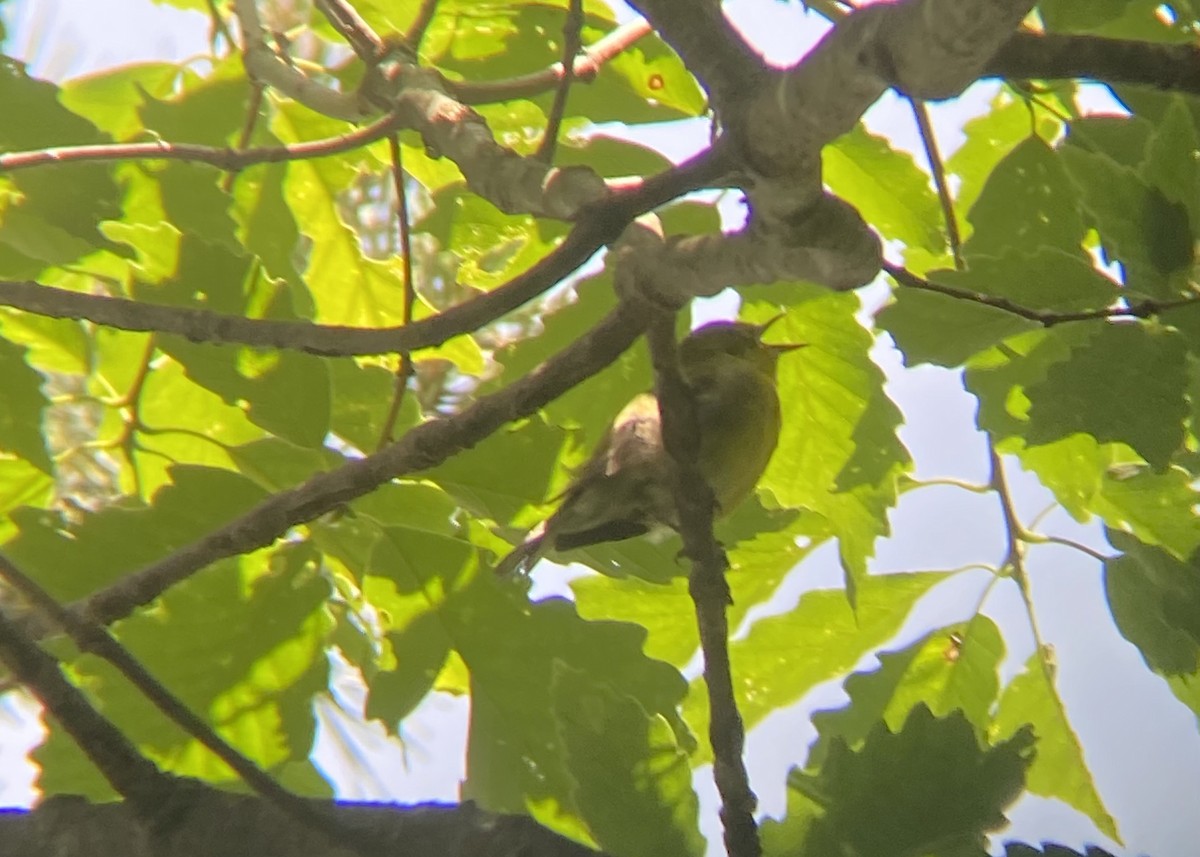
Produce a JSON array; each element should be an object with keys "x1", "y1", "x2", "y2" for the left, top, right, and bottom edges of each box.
[
  {"x1": 987, "y1": 31, "x2": 1200, "y2": 95},
  {"x1": 0, "y1": 799, "x2": 605, "y2": 857}
]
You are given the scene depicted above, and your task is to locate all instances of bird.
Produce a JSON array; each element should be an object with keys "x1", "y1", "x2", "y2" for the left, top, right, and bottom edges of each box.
[{"x1": 494, "y1": 316, "x2": 803, "y2": 576}]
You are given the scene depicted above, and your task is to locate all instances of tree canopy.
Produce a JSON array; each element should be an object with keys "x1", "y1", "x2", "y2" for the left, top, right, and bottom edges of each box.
[{"x1": 0, "y1": 1, "x2": 1198, "y2": 856}]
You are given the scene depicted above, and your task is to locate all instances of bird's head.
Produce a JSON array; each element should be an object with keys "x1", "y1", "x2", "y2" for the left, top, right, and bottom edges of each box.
[{"x1": 679, "y1": 316, "x2": 805, "y2": 378}]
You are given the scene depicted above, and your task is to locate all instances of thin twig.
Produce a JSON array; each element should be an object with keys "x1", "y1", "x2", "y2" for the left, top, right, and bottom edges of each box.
[
  {"x1": 1024, "y1": 532, "x2": 1115, "y2": 563},
  {"x1": 314, "y1": 0, "x2": 384, "y2": 60},
  {"x1": 536, "y1": 0, "x2": 584, "y2": 163},
  {"x1": 0, "y1": 151, "x2": 724, "y2": 356},
  {"x1": 909, "y1": 97, "x2": 963, "y2": 269},
  {"x1": 899, "y1": 474, "x2": 990, "y2": 494},
  {"x1": 378, "y1": 135, "x2": 418, "y2": 449},
  {"x1": 0, "y1": 602, "x2": 174, "y2": 820},
  {"x1": 0, "y1": 110, "x2": 407, "y2": 174},
  {"x1": 644, "y1": 315, "x2": 760, "y2": 857},
  {"x1": 449, "y1": 18, "x2": 652, "y2": 105},
  {"x1": 234, "y1": 0, "x2": 365, "y2": 120},
  {"x1": 884, "y1": 262, "x2": 1200, "y2": 326},
  {"x1": 0, "y1": 552, "x2": 378, "y2": 856},
  {"x1": 404, "y1": 0, "x2": 439, "y2": 52},
  {"x1": 220, "y1": 81, "x2": 265, "y2": 193},
  {"x1": 204, "y1": 0, "x2": 236, "y2": 49},
  {"x1": 988, "y1": 442, "x2": 1053, "y2": 676},
  {"x1": 60, "y1": 303, "x2": 649, "y2": 630}
]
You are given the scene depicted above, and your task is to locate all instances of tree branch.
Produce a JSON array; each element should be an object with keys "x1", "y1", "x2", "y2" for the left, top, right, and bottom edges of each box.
[
  {"x1": 884, "y1": 262, "x2": 1200, "y2": 326},
  {"x1": 536, "y1": 0, "x2": 584, "y2": 164},
  {"x1": 0, "y1": 602, "x2": 175, "y2": 818},
  {"x1": 644, "y1": 315, "x2": 760, "y2": 857},
  {"x1": 72, "y1": 299, "x2": 649, "y2": 629},
  {"x1": 314, "y1": 0, "x2": 385, "y2": 62},
  {"x1": 449, "y1": 19, "x2": 653, "y2": 105},
  {"x1": 0, "y1": 110, "x2": 407, "y2": 174},
  {"x1": 0, "y1": 553, "x2": 376, "y2": 857},
  {"x1": 233, "y1": 0, "x2": 367, "y2": 121},
  {"x1": 0, "y1": 151, "x2": 724, "y2": 355},
  {"x1": 987, "y1": 30, "x2": 1200, "y2": 96}
]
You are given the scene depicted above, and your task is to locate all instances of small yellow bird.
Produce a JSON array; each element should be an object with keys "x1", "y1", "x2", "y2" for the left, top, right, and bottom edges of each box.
[{"x1": 495, "y1": 317, "x2": 802, "y2": 576}]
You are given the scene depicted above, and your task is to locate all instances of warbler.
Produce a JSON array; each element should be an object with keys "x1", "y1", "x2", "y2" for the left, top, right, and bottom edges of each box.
[{"x1": 495, "y1": 317, "x2": 803, "y2": 576}]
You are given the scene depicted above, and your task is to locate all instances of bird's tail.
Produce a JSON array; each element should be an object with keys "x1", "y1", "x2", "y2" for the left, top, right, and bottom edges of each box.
[{"x1": 494, "y1": 534, "x2": 545, "y2": 577}]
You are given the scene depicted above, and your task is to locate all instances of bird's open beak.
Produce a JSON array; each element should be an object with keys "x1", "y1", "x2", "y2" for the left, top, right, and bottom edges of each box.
[{"x1": 755, "y1": 313, "x2": 807, "y2": 352}]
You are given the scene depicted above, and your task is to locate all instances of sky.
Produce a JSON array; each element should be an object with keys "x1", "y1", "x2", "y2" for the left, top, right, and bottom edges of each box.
[{"x1": 1, "y1": 2, "x2": 1197, "y2": 855}]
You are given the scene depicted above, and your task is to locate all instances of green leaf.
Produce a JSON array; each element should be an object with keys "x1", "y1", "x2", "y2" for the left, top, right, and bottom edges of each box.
[
  {"x1": 415, "y1": 185, "x2": 569, "y2": 291},
  {"x1": 964, "y1": 325, "x2": 1091, "y2": 440},
  {"x1": 809, "y1": 616, "x2": 1005, "y2": 768},
  {"x1": 129, "y1": 354, "x2": 267, "y2": 494},
  {"x1": 823, "y1": 123, "x2": 945, "y2": 255},
  {"x1": 880, "y1": 287, "x2": 1036, "y2": 368},
  {"x1": 964, "y1": 137, "x2": 1084, "y2": 260},
  {"x1": 1040, "y1": 0, "x2": 1196, "y2": 41},
  {"x1": 458, "y1": 587, "x2": 689, "y2": 817},
  {"x1": 946, "y1": 91, "x2": 1054, "y2": 242},
  {"x1": 271, "y1": 104, "x2": 406, "y2": 324},
  {"x1": 881, "y1": 248, "x2": 1116, "y2": 367},
  {"x1": 0, "y1": 57, "x2": 121, "y2": 263},
  {"x1": 1019, "y1": 436, "x2": 1200, "y2": 562},
  {"x1": 763, "y1": 707, "x2": 1034, "y2": 857},
  {"x1": 1060, "y1": 145, "x2": 1194, "y2": 300},
  {"x1": 0, "y1": 457, "x2": 54, "y2": 543},
  {"x1": 366, "y1": 609, "x2": 452, "y2": 727},
  {"x1": 426, "y1": 416, "x2": 569, "y2": 526},
  {"x1": 35, "y1": 542, "x2": 332, "y2": 799},
  {"x1": 572, "y1": 503, "x2": 826, "y2": 665},
  {"x1": 0, "y1": 310, "x2": 90, "y2": 375},
  {"x1": 489, "y1": 271, "x2": 650, "y2": 448},
  {"x1": 137, "y1": 237, "x2": 332, "y2": 447},
  {"x1": 327, "y1": 358, "x2": 420, "y2": 454},
  {"x1": 227, "y1": 437, "x2": 343, "y2": 493},
  {"x1": 0, "y1": 338, "x2": 52, "y2": 472},
  {"x1": 685, "y1": 571, "x2": 952, "y2": 760},
  {"x1": 553, "y1": 665, "x2": 703, "y2": 857},
  {"x1": 751, "y1": 287, "x2": 910, "y2": 593},
  {"x1": 1141, "y1": 95, "x2": 1200, "y2": 238},
  {"x1": 4, "y1": 465, "x2": 269, "y2": 601},
  {"x1": 356, "y1": 482, "x2": 688, "y2": 824},
  {"x1": 59, "y1": 61, "x2": 180, "y2": 140},
  {"x1": 136, "y1": 58, "x2": 248, "y2": 146},
  {"x1": 1064, "y1": 114, "x2": 1152, "y2": 168},
  {"x1": 232, "y1": 160, "x2": 309, "y2": 300},
  {"x1": 992, "y1": 653, "x2": 1119, "y2": 841},
  {"x1": 557, "y1": 133, "x2": 672, "y2": 179},
  {"x1": 1025, "y1": 324, "x2": 1187, "y2": 471},
  {"x1": 1104, "y1": 529, "x2": 1200, "y2": 676}
]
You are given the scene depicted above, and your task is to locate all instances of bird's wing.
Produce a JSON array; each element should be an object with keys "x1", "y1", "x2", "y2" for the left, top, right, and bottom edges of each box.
[
  {"x1": 540, "y1": 393, "x2": 671, "y2": 551},
  {"x1": 603, "y1": 393, "x2": 664, "y2": 476}
]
